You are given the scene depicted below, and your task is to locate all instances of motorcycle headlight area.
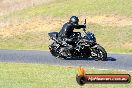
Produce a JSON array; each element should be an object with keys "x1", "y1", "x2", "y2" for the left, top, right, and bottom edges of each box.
[{"x1": 84, "y1": 32, "x2": 96, "y2": 43}]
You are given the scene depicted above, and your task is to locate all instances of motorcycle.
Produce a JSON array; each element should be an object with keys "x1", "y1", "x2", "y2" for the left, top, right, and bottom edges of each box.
[{"x1": 48, "y1": 19, "x2": 107, "y2": 61}]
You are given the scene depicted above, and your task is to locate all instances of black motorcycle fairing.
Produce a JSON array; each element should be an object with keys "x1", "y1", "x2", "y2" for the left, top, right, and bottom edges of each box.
[
  {"x1": 66, "y1": 46, "x2": 91, "y2": 57},
  {"x1": 83, "y1": 32, "x2": 96, "y2": 45}
]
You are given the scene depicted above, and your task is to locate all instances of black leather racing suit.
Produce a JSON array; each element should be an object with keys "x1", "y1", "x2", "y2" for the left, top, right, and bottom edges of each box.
[{"x1": 58, "y1": 22, "x2": 85, "y2": 48}]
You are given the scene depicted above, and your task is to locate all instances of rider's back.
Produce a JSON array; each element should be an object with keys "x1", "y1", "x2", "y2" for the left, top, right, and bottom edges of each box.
[{"x1": 58, "y1": 22, "x2": 74, "y2": 39}]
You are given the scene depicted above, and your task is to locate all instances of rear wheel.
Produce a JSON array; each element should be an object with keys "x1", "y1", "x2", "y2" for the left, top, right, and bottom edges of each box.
[
  {"x1": 49, "y1": 43, "x2": 67, "y2": 60},
  {"x1": 49, "y1": 44, "x2": 59, "y2": 57}
]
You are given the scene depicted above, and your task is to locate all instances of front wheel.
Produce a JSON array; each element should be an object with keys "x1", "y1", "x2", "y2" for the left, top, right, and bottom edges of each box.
[{"x1": 91, "y1": 44, "x2": 107, "y2": 61}]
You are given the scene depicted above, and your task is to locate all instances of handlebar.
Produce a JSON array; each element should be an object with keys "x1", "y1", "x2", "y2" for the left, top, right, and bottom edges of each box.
[{"x1": 83, "y1": 19, "x2": 87, "y2": 33}]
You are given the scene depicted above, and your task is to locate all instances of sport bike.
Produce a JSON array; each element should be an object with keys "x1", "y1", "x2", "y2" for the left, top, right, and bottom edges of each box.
[{"x1": 48, "y1": 19, "x2": 107, "y2": 61}]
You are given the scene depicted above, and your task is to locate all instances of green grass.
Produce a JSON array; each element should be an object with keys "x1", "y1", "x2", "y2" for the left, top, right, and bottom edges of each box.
[
  {"x1": 1, "y1": 0, "x2": 132, "y2": 20},
  {"x1": 0, "y1": 63, "x2": 131, "y2": 88},
  {"x1": 0, "y1": 31, "x2": 49, "y2": 50}
]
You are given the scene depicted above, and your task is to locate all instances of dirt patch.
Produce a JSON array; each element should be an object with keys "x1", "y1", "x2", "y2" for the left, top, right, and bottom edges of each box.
[
  {"x1": 0, "y1": 15, "x2": 132, "y2": 37},
  {"x1": 123, "y1": 43, "x2": 132, "y2": 48},
  {"x1": 0, "y1": 17, "x2": 64, "y2": 37},
  {"x1": 80, "y1": 15, "x2": 132, "y2": 27}
]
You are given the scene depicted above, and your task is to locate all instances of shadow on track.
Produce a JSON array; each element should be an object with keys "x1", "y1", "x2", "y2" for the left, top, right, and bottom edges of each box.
[
  {"x1": 105, "y1": 57, "x2": 116, "y2": 61},
  {"x1": 65, "y1": 57, "x2": 116, "y2": 61}
]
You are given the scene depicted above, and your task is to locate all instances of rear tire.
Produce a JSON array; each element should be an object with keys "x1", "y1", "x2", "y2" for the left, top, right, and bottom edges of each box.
[
  {"x1": 49, "y1": 43, "x2": 67, "y2": 60},
  {"x1": 49, "y1": 48, "x2": 67, "y2": 60}
]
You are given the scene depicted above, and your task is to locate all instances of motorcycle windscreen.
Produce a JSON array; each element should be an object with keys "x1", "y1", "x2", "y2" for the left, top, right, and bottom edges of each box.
[{"x1": 84, "y1": 32, "x2": 96, "y2": 43}]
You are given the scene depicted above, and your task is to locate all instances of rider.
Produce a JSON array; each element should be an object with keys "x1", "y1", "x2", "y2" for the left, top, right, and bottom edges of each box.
[{"x1": 58, "y1": 16, "x2": 86, "y2": 47}]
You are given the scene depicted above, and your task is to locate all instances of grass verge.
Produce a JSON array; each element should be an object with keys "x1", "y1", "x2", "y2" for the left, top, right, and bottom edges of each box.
[
  {"x1": 0, "y1": 63, "x2": 131, "y2": 88},
  {"x1": 1, "y1": 0, "x2": 132, "y2": 20}
]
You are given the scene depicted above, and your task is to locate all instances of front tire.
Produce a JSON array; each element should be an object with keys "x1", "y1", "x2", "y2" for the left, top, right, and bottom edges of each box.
[{"x1": 91, "y1": 44, "x2": 107, "y2": 61}]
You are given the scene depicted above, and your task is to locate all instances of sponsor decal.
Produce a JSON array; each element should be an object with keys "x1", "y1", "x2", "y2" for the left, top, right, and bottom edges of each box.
[{"x1": 76, "y1": 67, "x2": 131, "y2": 85}]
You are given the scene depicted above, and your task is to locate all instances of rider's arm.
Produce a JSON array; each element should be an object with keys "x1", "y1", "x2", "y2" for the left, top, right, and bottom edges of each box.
[{"x1": 75, "y1": 25, "x2": 86, "y2": 29}]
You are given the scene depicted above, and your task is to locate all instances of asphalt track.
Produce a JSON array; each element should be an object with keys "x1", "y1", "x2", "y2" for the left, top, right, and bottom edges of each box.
[{"x1": 0, "y1": 50, "x2": 132, "y2": 71}]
